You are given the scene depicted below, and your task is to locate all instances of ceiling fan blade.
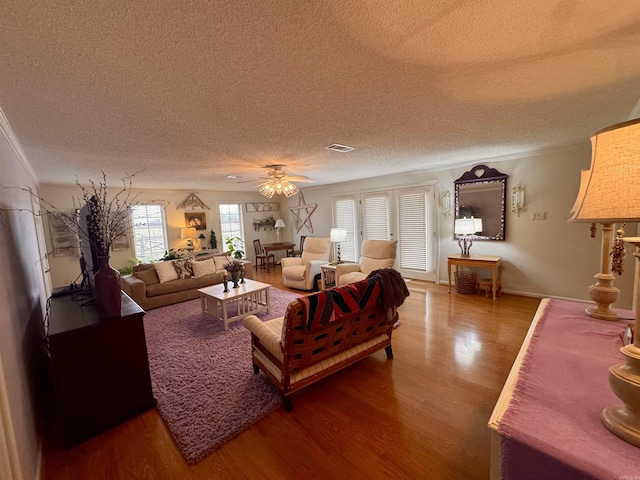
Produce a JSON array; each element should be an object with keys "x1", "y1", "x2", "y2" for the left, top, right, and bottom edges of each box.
[
  {"x1": 236, "y1": 178, "x2": 267, "y2": 184},
  {"x1": 286, "y1": 176, "x2": 315, "y2": 183}
]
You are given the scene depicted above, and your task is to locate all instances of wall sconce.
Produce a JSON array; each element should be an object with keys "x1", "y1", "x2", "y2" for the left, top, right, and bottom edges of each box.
[
  {"x1": 441, "y1": 190, "x2": 452, "y2": 216},
  {"x1": 512, "y1": 185, "x2": 526, "y2": 216}
]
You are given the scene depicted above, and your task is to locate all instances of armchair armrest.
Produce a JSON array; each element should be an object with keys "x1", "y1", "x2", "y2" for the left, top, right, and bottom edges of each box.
[
  {"x1": 120, "y1": 274, "x2": 146, "y2": 299},
  {"x1": 307, "y1": 260, "x2": 327, "y2": 280},
  {"x1": 243, "y1": 315, "x2": 284, "y2": 361},
  {"x1": 281, "y1": 257, "x2": 302, "y2": 269},
  {"x1": 335, "y1": 263, "x2": 362, "y2": 276}
]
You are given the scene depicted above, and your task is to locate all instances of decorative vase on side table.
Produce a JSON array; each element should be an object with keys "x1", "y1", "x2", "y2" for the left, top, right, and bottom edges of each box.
[{"x1": 94, "y1": 256, "x2": 122, "y2": 318}]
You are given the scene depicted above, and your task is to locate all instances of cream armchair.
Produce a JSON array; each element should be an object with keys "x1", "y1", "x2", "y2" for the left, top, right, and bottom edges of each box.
[
  {"x1": 336, "y1": 239, "x2": 398, "y2": 286},
  {"x1": 281, "y1": 237, "x2": 331, "y2": 290}
]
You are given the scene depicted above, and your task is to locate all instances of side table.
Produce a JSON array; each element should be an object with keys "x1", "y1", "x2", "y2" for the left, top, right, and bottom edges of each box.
[{"x1": 320, "y1": 264, "x2": 337, "y2": 289}]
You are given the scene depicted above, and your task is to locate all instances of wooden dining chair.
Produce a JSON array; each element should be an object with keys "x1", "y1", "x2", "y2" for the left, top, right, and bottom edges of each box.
[
  {"x1": 253, "y1": 239, "x2": 275, "y2": 270},
  {"x1": 288, "y1": 236, "x2": 307, "y2": 257}
]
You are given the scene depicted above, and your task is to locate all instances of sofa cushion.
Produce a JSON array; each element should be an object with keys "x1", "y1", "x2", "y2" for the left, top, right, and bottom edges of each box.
[
  {"x1": 360, "y1": 256, "x2": 395, "y2": 275},
  {"x1": 134, "y1": 263, "x2": 156, "y2": 272},
  {"x1": 214, "y1": 255, "x2": 234, "y2": 271},
  {"x1": 173, "y1": 258, "x2": 194, "y2": 279},
  {"x1": 155, "y1": 261, "x2": 179, "y2": 283},
  {"x1": 133, "y1": 268, "x2": 160, "y2": 286},
  {"x1": 192, "y1": 258, "x2": 216, "y2": 278},
  {"x1": 146, "y1": 273, "x2": 223, "y2": 297},
  {"x1": 338, "y1": 271, "x2": 367, "y2": 286}
]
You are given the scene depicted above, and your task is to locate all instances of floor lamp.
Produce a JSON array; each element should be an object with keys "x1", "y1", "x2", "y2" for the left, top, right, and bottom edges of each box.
[
  {"x1": 568, "y1": 117, "x2": 640, "y2": 447},
  {"x1": 274, "y1": 218, "x2": 285, "y2": 243}
]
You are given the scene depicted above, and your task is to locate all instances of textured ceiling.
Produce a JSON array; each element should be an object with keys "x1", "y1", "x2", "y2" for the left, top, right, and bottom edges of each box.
[{"x1": 1, "y1": 1, "x2": 640, "y2": 191}]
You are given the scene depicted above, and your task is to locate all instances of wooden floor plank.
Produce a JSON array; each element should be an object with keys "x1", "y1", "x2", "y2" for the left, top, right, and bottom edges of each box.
[{"x1": 43, "y1": 267, "x2": 540, "y2": 479}]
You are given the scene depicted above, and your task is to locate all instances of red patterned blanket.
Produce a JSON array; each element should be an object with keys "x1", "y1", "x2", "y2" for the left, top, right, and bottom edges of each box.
[
  {"x1": 299, "y1": 278, "x2": 380, "y2": 331},
  {"x1": 298, "y1": 269, "x2": 409, "y2": 331}
]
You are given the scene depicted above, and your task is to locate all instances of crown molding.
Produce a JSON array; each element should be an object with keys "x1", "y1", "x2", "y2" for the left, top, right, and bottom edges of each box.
[{"x1": 0, "y1": 107, "x2": 38, "y2": 183}]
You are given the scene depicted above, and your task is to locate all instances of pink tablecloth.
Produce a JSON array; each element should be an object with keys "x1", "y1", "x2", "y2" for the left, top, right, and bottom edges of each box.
[{"x1": 498, "y1": 299, "x2": 639, "y2": 480}]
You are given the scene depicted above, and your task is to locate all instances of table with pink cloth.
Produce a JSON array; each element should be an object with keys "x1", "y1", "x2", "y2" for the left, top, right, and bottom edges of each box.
[{"x1": 497, "y1": 298, "x2": 639, "y2": 480}]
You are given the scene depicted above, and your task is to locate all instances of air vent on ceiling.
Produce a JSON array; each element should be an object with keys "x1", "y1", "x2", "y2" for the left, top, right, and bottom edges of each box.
[{"x1": 325, "y1": 143, "x2": 355, "y2": 153}]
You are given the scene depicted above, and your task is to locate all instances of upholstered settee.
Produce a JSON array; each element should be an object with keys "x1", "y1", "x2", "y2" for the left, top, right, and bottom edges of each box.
[
  {"x1": 243, "y1": 269, "x2": 409, "y2": 411},
  {"x1": 336, "y1": 239, "x2": 398, "y2": 286},
  {"x1": 120, "y1": 253, "x2": 254, "y2": 310}
]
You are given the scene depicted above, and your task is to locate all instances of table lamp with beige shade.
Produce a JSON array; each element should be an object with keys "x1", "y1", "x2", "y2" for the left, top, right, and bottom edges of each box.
[
  {"x1": 181, "y1": 227, "x2": 197, "y2": 251},
  {"x1": 568, "y1": 117, "x2": 640, "y2": 447}
]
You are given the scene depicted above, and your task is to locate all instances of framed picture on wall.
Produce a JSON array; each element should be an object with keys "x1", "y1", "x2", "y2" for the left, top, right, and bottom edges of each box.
[
  {"x1": 185, "y1": 212, "x2": 206, "y2": 230},
  {"x1": 50, "y1": 212, "x2": 78, "y2": 256},
  {"x1": 112, "y1": 232, "x2": 130, "y2": 251},
  {"x1": 246, "y1": 202, "x2": 279, "y2": 212}
]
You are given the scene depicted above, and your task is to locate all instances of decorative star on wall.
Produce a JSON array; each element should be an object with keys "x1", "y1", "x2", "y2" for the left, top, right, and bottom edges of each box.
[{"x1": 288, "y1": 192, "x2": 317, "y2": 234}]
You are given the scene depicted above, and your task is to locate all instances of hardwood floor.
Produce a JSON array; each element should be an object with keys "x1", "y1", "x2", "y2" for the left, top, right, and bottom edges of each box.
[{"x1": 42, "y1": 268, "x2": 541, "y2": 480}]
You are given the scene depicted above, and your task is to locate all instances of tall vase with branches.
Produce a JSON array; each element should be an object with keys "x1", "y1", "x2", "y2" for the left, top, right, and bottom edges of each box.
[{"x1": 2, "y1": 171, "x2": 140, "y2": 317}]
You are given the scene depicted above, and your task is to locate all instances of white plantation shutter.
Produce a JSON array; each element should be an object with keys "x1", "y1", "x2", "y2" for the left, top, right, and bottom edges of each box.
[
  {"x1": 362, "y1": 193, "x2": 390, "y2": 240},
  {"x1": 334, "y1": 197, "x2": 357, "y2": 262},
  {"x1": 397, "y1": 187, "x2": 434, "y2": 274}
]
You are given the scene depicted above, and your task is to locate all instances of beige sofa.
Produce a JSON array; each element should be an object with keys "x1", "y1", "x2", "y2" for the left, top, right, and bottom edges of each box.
[
  {"x1": 120, "y1": 252, "x2": 254, "y2": 310},
  {"x1": 243, "y1": 270, "x2": 409, "y2": 411}
]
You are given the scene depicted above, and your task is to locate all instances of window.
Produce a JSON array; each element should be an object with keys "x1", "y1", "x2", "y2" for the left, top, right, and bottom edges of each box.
[
  {"x1": 362, "y1": 193, "x2": 390, "y2": 240},
  {"x1": 333, "y1": 197, "x2": 357, "y2": 262},
  {"x1": 131, "y1": 204, "x2": 168, "y2": 263},
  {"x1": 333, "y1": 186, "x2": 436, "y2": 281},
  {"x1": 219, "y1": 204, "x2": 245, "y2": 257},
  {"x1": 396, "y1": 187, "x2": 435, "y2": 280}
]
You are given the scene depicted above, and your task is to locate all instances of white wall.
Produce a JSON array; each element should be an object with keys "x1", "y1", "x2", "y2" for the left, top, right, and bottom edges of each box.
[
  {"x1": 0, "y1": 119, "x2": 47, "y2": 480},
  {"x1": 282, "y1": 144, "x2": 636, "y2": 308},
  {"x1": 40, "y1": 143, "x2": 637, "y2": 308}
]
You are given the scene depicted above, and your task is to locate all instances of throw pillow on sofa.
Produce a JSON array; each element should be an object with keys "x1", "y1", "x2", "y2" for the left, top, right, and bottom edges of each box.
[
  {"x1": 191, "y1": 258, "x2": 216, "y2": 278},
  {"x1": 155, "y1": 261, "x2": 179, "y2": 283},
  {"x1": 173, "y1": 258, "x2": 194, "y2": 279},
  {"x1": 214, "y1": 255, "x2": 234, "y2": 271}
]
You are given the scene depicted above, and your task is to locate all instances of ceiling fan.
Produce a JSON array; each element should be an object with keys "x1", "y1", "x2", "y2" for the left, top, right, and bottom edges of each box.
[{"x1": 239, "y1": 164, "x2": 315, "y2": 198}]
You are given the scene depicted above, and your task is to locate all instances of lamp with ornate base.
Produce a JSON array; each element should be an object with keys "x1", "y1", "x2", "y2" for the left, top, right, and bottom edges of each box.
[
  {"x1": 330, "y1": 228, "x2": 347, "y2": 264},
  {"x1": 568, "y1": 118, "x2": 640, "y2": 321},
  {"x1": 454, "y1": 217, "x2": 482, "y2": 256},
  {"x1": 181, "y1": 227, "x2": 197, "y2": 252},
  {"x1": 567, "y1": 117, "x2": 640, "y2": 449},
  {"x1": 601, "y1": 237, "x2": 640, "y2": 447}
]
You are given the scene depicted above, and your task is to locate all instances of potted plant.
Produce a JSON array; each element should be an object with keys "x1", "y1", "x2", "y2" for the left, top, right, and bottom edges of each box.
[
  {"x1": 223, "y1": 260, "x2": 243, "y2": 288},
  {"x1": 225, "y1": 236, "x2": 245, "y2": 260}
]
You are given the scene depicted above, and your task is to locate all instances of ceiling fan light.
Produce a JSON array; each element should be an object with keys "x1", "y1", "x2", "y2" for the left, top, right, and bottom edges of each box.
[
  {"x1": 257, "y1": 170, "x2": 300, "y2": 198},
  {"x1": 283, "y1": 182, "x2": 299, "y2": 197},
  {"x1": 259, "y1": 182, "x2": 276, "y2": 198}
]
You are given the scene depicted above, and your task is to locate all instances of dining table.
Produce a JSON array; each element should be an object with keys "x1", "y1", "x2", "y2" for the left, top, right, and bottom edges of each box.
[{"x1": 261, "y1": 242, "x2": 295, "y2": 272}]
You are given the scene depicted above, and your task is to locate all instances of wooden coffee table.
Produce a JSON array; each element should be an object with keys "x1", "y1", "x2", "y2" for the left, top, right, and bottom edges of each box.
[{"x1": 198, "y1": 279, "x2": 271, "y2": 330}]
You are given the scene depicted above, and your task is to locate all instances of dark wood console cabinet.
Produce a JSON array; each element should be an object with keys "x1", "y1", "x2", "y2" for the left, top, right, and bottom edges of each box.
[{"x1": 47, "y1": 292, "x2": 156, "y2": 447}]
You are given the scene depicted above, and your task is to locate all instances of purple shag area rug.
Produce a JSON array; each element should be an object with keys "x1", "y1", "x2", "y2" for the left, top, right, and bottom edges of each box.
[{"x1": 143, "y1": 286, "x2": 300, "y2": 465}]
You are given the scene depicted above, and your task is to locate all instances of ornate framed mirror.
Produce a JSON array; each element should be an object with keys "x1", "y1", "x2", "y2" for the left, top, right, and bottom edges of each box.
[{"x1": 454, "y1": 165, "x2": 508, "y2": 241}]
